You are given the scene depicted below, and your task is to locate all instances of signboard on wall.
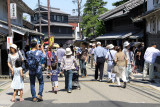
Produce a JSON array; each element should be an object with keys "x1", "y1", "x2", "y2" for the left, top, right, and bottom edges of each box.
[
  {"x1": 50, "y1": 36, "x2": 54, "y2": 46},
  {"x1": 7, "y1": 37, "x2": 13, "y2": 49},
  {"x1": 10, "y1": 3, "x2": 17, "y2": 19}
]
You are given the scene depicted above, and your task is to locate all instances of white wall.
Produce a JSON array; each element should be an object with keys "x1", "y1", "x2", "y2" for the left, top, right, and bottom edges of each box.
[
  {"x1": 147, "y1": 0, "x2": 154, "y2": 11},
  {"x1": 0, "y1": 0, "x2": 23, "y2": 26},
  {"x1": 75, "y1": 23, "x2": 81, "y2": 40}
]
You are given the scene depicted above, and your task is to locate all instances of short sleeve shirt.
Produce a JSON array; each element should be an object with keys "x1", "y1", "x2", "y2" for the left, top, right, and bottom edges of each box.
[
  {"x1": 115, "y1": 52, "x2": 127, "y2": 67},
  {"x1": 56, "y1": 48, "x2": 66, "y2": 63},
  {"x1": 51, "y1": 70, "x2": 60, "y2": 81},
  {"x1": 26, "y1": 50, "x2": 45, "y2": 74},
  {"x1": 8, "y1": 53, "x2": 20, "y2": 68},
  {"x1": 80, "y1": 49, "x2": 88, "y2": 60}
]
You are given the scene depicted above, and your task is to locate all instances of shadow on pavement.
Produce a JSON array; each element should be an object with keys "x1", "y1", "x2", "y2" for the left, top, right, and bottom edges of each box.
[
  {"x1": 11, "y1": 100, "x2": 160, "y2": 107},
  {"x1": 109, "y1": 85, "x2": 122, "y2": 88},
  {"x1": 6, "y1": 92, "x2": 13, "y2": 96}
]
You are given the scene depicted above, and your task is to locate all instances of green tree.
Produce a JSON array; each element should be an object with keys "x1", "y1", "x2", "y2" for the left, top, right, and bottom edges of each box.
[
  {"x1": 81, "y1": 0, "x2": 108, "y2": 37},
  {"x1": 23, "y1": 16, "x2": 27, "y2": 20},
  {"x1": 112, "y1": 0, "x2": 129, "y2": 7}
]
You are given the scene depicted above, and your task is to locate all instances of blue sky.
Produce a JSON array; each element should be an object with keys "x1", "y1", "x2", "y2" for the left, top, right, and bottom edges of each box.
[{"x1": 23, "y1": 0, "x2": 119, "y2": 21}]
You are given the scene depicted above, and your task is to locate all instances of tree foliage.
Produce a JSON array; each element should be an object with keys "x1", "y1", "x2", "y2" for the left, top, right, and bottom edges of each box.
[
  {"x1": 112, "y1": 0, "x2": 129, "y2": 7},
  {"x1": 23, "y1": 16, "x2": 27, "y2": 20},
  {"x1": 81, "y1": 0, "x2": 108, "y2": 37}
]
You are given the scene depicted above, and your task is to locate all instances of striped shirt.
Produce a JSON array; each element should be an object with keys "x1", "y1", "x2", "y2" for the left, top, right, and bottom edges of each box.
[{"x1": 61, "y1": 56, "x2": 77, "y2": 71}]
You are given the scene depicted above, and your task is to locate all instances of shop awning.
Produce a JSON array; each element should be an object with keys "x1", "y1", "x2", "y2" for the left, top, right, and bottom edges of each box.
[
  {"x1": 129, "y1": 31, "x2": 144, "y2": 39},
  {"x1": 96, "y1": 31, "x2": 138, "y2": 40},
  {"x1": 0, "y1": 20, "x2": 44, "y2": 36},
  {"x1": 0, "y1": 28, "x2": 8, "y2": 37}
]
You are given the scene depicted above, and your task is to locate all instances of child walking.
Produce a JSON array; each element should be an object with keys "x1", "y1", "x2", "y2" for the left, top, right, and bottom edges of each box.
[
  {"x1": 49, "y1": 63, "x2": 60, "y2": 94},
  {"x1": 11, "y1": 59, "x2": 24, "y2": 102}
]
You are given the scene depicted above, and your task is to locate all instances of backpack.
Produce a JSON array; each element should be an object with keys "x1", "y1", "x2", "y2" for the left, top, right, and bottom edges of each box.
[{"x1": 27, "y1": 51, "x2": 39, "y2": 71}]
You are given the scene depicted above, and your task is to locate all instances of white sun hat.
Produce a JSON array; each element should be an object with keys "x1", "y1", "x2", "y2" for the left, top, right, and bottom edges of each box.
[
  {"x1": 10, "y1": 44, "x2": 17, "y2": 50},
  {"x1": 97, "y1": 42, "x2": 101, "y2": 45},
  {"x1": 108, "y1": 44, "x2": 114, "y2": 49},
  {"x1": 65, "y1": 48, "x2": 72, "y2": 55},
  {"x1": 123, "y1": 41, "x2": 130, "y2": 47}
]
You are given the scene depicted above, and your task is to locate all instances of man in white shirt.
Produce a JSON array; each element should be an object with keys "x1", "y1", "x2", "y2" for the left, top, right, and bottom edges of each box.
[
  {"x1": 105, "y1": 44, "x2": 117, "y2": 83},
  {"x1": 143, "y1": 44, "x2": 160, "y2": 83},
  {"x1": 122, "y1": 41, "x2": 131, "y2": 82},
  {"x1": 56, "y1": 43, "x2": 66, "y2": 77}
]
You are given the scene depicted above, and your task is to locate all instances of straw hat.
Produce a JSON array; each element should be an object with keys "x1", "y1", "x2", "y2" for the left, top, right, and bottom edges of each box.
[
  {"x1": 65, "y1": 48, "x2": 72, "y2": 55},
  {"x1": 108, "y1": 44, "x2": 114, "y2": 49},
  {"x1": 10, "y1": 44, "x2": 17, "y2": 50}
]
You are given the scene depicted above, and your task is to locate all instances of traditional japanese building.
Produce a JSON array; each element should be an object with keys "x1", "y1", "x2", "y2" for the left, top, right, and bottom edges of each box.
[
  {"x1": 97, "y1": 0, "x2": 145, "y2": 46},
  {"x1": 31, "y1": 5, "x2": 74, "y2": 44},
  {"x1": 0, "y1": 0, "x2": 43, "y2": 76},
  {"x1": 142, "y1": 0, "x2": 160, "y2": 78}
]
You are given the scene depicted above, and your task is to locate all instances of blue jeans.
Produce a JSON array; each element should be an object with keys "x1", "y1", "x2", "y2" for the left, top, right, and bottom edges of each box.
[
  {"x1": 58, "y1": 63, "x2": 61, "y2": 72},
  {"x1": 79, "y1": 59, "x2": 87, "y2": 76},
  {"x1": 29, "y1": 72, "x2": 44, "y2": 98},
  {"x1": 64, "y1": 70, "x2": 73, "y2": 91}
]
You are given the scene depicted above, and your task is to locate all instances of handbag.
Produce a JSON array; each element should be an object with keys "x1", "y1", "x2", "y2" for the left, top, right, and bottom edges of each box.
[
  {"x1": 112, "y1": 66, "x2": 119, "y2": 73},
  {"x1": 109, "y1": 50, "x2": 116, "y2": 66}
]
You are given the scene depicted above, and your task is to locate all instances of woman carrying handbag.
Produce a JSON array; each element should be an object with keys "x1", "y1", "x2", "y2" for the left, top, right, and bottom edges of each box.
[{"x1": 114, "y1": 46, "x2": 128, "y2": 88}]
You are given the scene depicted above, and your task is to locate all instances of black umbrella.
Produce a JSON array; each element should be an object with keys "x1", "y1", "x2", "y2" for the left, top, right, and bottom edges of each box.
[
  {"x1": 130, "y1": 42, "x2": 141, "y2": 47},
  {"x1": 73, "y1": 40, "x2": 88, "y2": 47},
  {"x1": 65, "y1": 40, "x2": 74, "y2": 45}
]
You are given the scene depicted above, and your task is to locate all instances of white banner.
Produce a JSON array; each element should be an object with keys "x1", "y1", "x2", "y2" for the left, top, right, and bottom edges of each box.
[
  {"x1": 10, "y1": 3, "x2": 17, "y2": 19},
  {"x1": 7, "y1": 37, "x2": 13, "y2": 49}
]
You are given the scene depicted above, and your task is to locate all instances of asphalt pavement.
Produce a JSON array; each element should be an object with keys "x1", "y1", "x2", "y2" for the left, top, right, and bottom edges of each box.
[{"x1": 1, "y1": 63, "x2": 160, "y2": 107}]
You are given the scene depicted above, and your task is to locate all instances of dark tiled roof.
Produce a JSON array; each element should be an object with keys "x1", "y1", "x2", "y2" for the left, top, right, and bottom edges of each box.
[
  {"x1": 68, "y1": 16, "x2": 82, "y2": 23},
  {"x1": 96, "y1": 30, "x2": 140, "y2": 40},
  {"x1": 99, "y1": 0, "x2": 144, "y2": 20},
  {"x1": 34, "y1": 5, "x2": 69, "y2": 15},
  {"x1": 35, "y1": 19, "x2": 73, "y2": 27},
  {"x1": 0, "y1": 20, "x2": 44, "y2": 36},
  {"x1": 11, "y1": 0, "x2": 34, "y2": 15}
]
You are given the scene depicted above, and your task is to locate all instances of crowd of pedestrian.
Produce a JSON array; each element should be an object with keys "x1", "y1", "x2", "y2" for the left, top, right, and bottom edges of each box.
[{"x1": 7, "y1": 39, "x2": 160, "y2": 102}]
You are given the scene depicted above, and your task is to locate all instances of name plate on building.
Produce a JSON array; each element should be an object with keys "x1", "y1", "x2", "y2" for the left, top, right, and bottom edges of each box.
[{"x1": 10, "y1": 3, "x2": 17, "y2": 19}]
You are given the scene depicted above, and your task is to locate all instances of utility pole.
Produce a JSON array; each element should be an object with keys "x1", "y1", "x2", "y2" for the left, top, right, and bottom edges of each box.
[
  {"x1": 48, "y1": 0, "x2": 50, "y2": 45},
  {"x1": 73, "y1": 0, "x2": 82, "y2": 40},
  {"x1": 38, "y1": 0, "x2": 42, "y2": 33},
  {"x1": 77, "y1": 0, "x2": 82, "y2": 40},
  {"x1": 7, "y1": 0, "x2": 11, "y2": 37}
]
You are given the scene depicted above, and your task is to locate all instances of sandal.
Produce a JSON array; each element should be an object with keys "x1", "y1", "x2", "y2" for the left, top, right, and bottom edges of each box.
[
  {"x1": 20, "y1": 98, "x2": 24, "y2": 102},
  {"x1": 11, "y1": 99, "x2": 16, "y2": 102}
]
